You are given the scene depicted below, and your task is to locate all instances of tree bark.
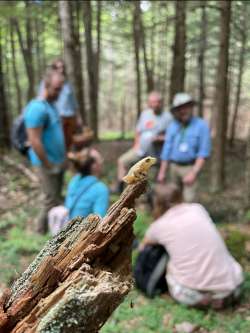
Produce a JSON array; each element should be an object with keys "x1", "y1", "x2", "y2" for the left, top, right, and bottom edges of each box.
[
  {"x1": 229, "y1": 8, "x2": 247, "y2": 147},
  {"x1": 140, "y1": 7, "x2": 154, "y2": 93},
  {"x1": 59, "y1": 0, "x2": 87, "y2": 124},
  {"x1": 169, "y1": 0, "x2": 186, "y2": 104},
  {"x1": 133, "y1": 1, "x2": 142, "y2": 118},
  {"x1": 10, "y1": 21, "x2": 22, "y2": 114},
  {"x1": 245, "y1": 128, "x2": 250, "y2": 208},
  {"x1": 83, "y1": 0, "x2": 100, "y2": 138},
  {"x1": 211, "y1": 1, "x2": 231, "y2": 191},
  {"x1": 198, "y1": 0, "x2": 207, "y2": 117},
  {"x1": 13, "y1": 10, "x2": 35, "y2": 102},
  {"x1": 0, "y1": 27, "x2": 10, "y2": 150},
  {"x1": 0, "y1": 180, "x2": 147, "y2": 333},
  {"x1": 34, "y1": 18, "x2": 43, "y2": 82}
]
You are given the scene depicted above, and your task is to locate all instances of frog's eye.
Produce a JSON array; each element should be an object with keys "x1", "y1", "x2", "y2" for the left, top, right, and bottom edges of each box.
[{"x1": 145, "y1": 158, "x2": 151, "y2": 163}]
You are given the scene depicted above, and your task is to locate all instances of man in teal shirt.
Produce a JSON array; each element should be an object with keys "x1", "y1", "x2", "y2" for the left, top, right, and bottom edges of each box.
[{"x1": 24, "y1": 70, "x2": 66, "y2": 234}]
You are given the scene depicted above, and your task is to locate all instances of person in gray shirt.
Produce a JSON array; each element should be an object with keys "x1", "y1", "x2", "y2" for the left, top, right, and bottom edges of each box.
[{"x1": 116, "y1": 91, "x2": 172, "y2": 193}]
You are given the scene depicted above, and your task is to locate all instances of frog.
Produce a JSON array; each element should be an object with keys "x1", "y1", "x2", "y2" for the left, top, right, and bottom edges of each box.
[{"x1": 123, "y1": 156, "x2": 157, "y2": 184}]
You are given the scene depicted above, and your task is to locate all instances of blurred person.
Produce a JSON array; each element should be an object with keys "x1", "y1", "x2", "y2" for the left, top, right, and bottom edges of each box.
[
  {"x1": 139, "y1": 184, "x2": 244, "y2": 308},
  {"x1": 24, "y1": 70, "x2": 66, "y2": 234},
  {"x1": 157, "y1": 93, "x2": 211, "y2": 202},
  {"x1": 65, "y1": 148, "x2": 109, "y2": 219},
  {"x1": 39, "y1": 58, "x2": 78, "y2": 149},
  {"x1": 117, "y1": 91, "x2": 172, "y2": 193}
]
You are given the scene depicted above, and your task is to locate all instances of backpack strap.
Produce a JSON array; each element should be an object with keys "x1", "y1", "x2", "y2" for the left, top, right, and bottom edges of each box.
[{"x1": 69, "y1": 178, "x2": 98, "y2": 215}]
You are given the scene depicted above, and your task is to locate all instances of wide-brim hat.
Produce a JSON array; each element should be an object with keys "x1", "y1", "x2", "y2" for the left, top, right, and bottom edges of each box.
[{"x1": 171, "y1": 92, "x2": 196, "y2": 111}]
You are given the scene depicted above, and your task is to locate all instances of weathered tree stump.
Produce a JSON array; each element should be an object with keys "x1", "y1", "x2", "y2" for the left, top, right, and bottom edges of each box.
[{"x1": 0, "y1": 180, "x2": 147, "y2": 333}]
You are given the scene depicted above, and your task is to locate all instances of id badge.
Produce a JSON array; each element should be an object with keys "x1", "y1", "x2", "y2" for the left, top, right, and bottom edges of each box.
[{"x1": 179, "y1": 143, "x2": 189, "y2": 153}]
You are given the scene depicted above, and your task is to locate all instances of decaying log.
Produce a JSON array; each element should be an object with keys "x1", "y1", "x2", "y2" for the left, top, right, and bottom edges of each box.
[{"x1": 0, "y1": 180, "x2": 147, "y2": 333}]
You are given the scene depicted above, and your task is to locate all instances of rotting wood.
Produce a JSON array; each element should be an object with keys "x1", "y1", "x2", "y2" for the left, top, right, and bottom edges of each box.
[{"x1": 0, "y1": 179, "x2": 147, "y2": 333}]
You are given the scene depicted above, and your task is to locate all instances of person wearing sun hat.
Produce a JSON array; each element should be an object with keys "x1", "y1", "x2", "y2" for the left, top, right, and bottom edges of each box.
[{"x1": 157, "y1": 92, "x2": 211, "y2": 202}]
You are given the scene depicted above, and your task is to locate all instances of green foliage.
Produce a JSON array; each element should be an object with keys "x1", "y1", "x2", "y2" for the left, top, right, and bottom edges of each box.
[
  {"x1": 102, "y1": 273, "x2": 250, "y2": 333},
  {"x1": 99, "y1": 131, "x2": 134, "y2": 141},
  {"x1": 225, "y1": 230, "x2": 249, "y2": 263},
  {"x1": 0, "y1": 204, "x2": 47, "y2": 284},
  {"x1": 133, "y1": 211, "x2": 152, "y2": 240}
]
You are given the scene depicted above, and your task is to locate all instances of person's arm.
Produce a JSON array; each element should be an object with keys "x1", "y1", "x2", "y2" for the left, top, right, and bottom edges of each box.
[
  {"x1": 26, "y1": 127, "x2": 52, "y2": 169},
  {"x1": 182, "y1": 157, "x2": 205, "y2": 185},
  {"x1": 92, "y1": 185, "x2": 109, "y2": 217},
  {"x1": 157, "y1": 160, "x2": 169, "y2": 183},
  {"x1": 153, "y1": 133, "x2": 165, "y2": 142},
  {"x1": 183, "y1": 122, "x2": 211, "y2": 185},
  {"x1": 138, "y1": 236, "x2": 157, "y2": 251},
  {"x1": 157, "y1": 126, "x2": 174, "y2": 182}
]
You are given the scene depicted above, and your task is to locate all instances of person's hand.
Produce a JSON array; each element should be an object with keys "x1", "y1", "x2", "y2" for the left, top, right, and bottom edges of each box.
[
  {"x1": 153, "y1": 134, "x2": 165, "y2": 142},
  {"x1": 44, "y1": 162, "x2": 62, "y2": 175},
  {"x1": 44, "y1": 160, "x2": 53, "y2": 170},
  {"x1": 182, "y1": 170, "x2": 197, "y2": 186},
  {"x1": 157, "y1": 169, "x2": 166, "y2": 183},
  {"x1": 138, "y1": 242, "x2": 145, "y2": 252}
]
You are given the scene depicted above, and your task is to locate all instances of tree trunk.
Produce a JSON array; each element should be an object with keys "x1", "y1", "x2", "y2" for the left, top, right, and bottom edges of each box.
[
  {"x1": 211, "y1": 1, "x2": 231, "y2": 192},
  {"x1": 169, "y1": 0, "x2": 186, "y2": 104},
  {"x1": 0, "y1": 180, "x2": 147, "y2": 332},
  {"x1": 10, "y1": 21, "x2": 22, "y2": 114},
  {"x1": 198, "y1": 0, "x2": 207, "y2": 117},
  {"x1": 34, "y1": 18, "x2": 43, "y2": 82},
  {"x1": 59, "y1": 0, "x2": 87, "y2": 124},
  {"x1": 229, "y1": 9, "x2": 247, "y2": 147},
  {"x1": 83, "y1": 0, "x2": 100, "y2": 139},
  {"x1": 140, "y1": 7, "x2": 154, "y2": 93},
  {"x1": 0, "y1": 27, "x2": 10, "y2": 150},
  {"x1": 13, "y1": 12, "x2": 35, "y2": 102},
  {"x1": 74, "y1": 0, "x2": 87, "y2": 124},
  {"x1": 245, "y1": 128, "x2": 250, "y2": 208},
  {"x1": 133, "y1": 1, "x2": 142, "y2": 118}
]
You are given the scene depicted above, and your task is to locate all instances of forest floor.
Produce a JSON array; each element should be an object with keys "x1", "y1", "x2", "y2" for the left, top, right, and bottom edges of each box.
[{"x1": 1, "y1": 140, "x2": 250, "y2": 332}]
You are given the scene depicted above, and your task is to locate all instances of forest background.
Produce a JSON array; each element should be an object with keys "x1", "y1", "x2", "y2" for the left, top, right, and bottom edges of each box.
[{"x1": 1, "y1": 1, "x2": 250, "y2": 332}]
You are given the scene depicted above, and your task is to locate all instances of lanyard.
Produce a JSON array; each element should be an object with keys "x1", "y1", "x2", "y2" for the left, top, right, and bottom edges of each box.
[{"x1": 178, "y1": 124, "x2": 189, "y2": 145}]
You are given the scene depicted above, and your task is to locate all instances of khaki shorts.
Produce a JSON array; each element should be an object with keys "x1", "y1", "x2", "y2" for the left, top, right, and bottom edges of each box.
[
  {"x1": 167, "y1": 274, "x2": 242, "y2": 307},
  {"x1": 169, "y1": 163, "x2": 197, "y2": 203},
  {"x1": 118, "y1": 148, "x2": 141, "y2": 168}
]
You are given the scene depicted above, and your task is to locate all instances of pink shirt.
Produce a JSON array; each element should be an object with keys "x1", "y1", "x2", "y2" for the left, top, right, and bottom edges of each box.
[{"x1": 146, "y1": 203, "x2": 243, "y2": 292}]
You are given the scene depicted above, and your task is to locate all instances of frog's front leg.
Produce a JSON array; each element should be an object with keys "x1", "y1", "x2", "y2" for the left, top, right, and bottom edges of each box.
[{"x1": 134, "y1": 169, "x2": 147, "y2": 181}]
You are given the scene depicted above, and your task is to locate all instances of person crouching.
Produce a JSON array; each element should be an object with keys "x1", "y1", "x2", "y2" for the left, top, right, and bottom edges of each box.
[{"x1": 139, "y1": 184, "x2": 244, "y2": 309}]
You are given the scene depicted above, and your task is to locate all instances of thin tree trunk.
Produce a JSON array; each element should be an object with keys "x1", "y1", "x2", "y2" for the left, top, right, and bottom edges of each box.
[
  {"x1": 34, "y1": 18, "x2": 42, "y2": 81},
  {"x1": 0, "y1": 27, "x2": 10, "y2": 150},
  {"x1": 245, "y1": 127, "x2": 250, "y2": 207},
  {"x1": 229, "y1": 12, "x2": 247, "y2": 147},
  {"x1": 120, "y1": 98, "x2": 126, "y2": 139},
  {"x1": 83, "y1": 0, "x2": 99, "y2": 138},
  {"x1": 133, "y1": 1, "x2": 142, "y2": 118},
  {"x1": 169, "y1": 0, "x2": 186, "y2": 104},
  {"x1": 10, "y1": 21, "x2": 22, "y2": 114},
  {"x1": 140, "y1": 7, "x2": 154, "y2": 93},
  {"x1": 198, "y1": 0, "x2": 207, "y2": 117},
  {"x1": 59, "y1": 1, "x2": 86, "y2": 124},
  {"x1": 211, "y1": 1, "x2": 231, "y2": 191},
  {"x1": 25, "y1": 0, "x2": 35, "y2": 100},
  {"x1": 13, "y1": 15, "x2": 35, "y2": 101}
]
